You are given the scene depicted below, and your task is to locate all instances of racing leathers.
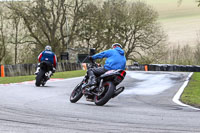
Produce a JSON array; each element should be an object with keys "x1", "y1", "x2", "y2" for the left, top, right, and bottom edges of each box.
[{"x1": 35, "y1": 50, "x2": 57, "y2": 75}]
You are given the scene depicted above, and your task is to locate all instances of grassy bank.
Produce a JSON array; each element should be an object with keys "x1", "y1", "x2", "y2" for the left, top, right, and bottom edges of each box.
[
  {"x1": 0, "y1": 70, "x2": 86, "y2": 84},
  {"x1": 144, "y1": 0, "x2": 200, "y2": 46},
  {"x1": 181, "y1": 72, "x2": 200, "y2": 108}
]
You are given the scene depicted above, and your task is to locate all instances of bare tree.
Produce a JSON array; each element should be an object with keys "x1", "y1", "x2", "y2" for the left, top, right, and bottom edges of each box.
[
  {"x1": 198, "y1": 0, "x2": 200, "y2": 6},
  {"x1": 75, "y1": 2, "x2": 104, "y2": 52},
  {"x1": 180, "y1": 44, "x2": 194, "y2": 65},
  {"x1": 136, "y1": 42, "x2": 168, "y2": 64},
  {"x1": 0, "y1": 8, "x2": 6, "y2": 63},
  {"x1": 164, "y1": 44, "x2": 196, "y2": 65},
  {"x1": 121, "y1": 1, "x2": 166, "y2": 61},
  {"x1": 6, "y1": 13, "x2": 27, "y2": 64},
  {"x1": 77, "y1": 0, "x2": 166, "y2": 63},
  {"x1": 178, "y1": 0, "x2": 200, "y2": 6},
  {"x1": 5, "y1": 0, "x2": 167, "y2": 64},
  {"x1": 193, "y1": 37, "x2": 200, "y2": 65},
  {"x1": 7, "y1": 0, "x2": 85, "y2": 58}
]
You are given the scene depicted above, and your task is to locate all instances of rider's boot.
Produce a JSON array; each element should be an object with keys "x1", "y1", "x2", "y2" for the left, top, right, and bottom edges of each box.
[
  {"x1": 88, "y1": 75, "x2": 97, "y2": 86},
  {"x1": 35, "y1": 63, "x2": 40, "y2": 75},
  {"x1": 87, "y1": 69, "x2": 97, "y2": 87},
  {"x1": 35, "y1": 67, "x2": 40, "y2": 75},
  {"x1": 48, "y1": 71, "x2": 52, "y2": 78}
]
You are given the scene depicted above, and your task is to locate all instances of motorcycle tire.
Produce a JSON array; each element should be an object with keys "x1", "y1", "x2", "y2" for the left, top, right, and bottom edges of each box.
[
  {"x1": 35, "y1": 70, "x2": 45, "y2": 87},
  {"x1": 94, "y1": 81, "x2": 115, "y2": 106},
  {"x1": 70, "y1": 83, "x2": 83, "y2": 103}
]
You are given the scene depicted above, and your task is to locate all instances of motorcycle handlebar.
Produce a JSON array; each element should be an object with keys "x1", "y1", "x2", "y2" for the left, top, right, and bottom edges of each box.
[
  {"x1": 87, "y1": 56, "x2": 98, "y2": 68},
  {"x1": 87, "y1": 56, "x2": 94, "y2": 63}
]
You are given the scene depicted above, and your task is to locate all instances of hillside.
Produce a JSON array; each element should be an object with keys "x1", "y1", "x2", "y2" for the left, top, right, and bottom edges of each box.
[{"x1": 145, "y1": 0, "x2": 200, "y2": 46}]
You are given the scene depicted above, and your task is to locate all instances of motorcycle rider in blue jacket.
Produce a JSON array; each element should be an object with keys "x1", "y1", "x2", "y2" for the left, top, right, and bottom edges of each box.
[
  {"x1": 35, "y1": 45, "x2": 57, "y2": 76},
  {"x1": 87, "y1": 43, "x2": 126, "y2": 86}
]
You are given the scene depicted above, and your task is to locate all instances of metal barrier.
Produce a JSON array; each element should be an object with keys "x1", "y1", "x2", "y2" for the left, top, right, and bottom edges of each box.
[
  {"x1": 2, "y1": 63, "x2": 200, "y2": 77},
  {"x1": 127, "y1": 64, "x2": 200, "y2": 72}
]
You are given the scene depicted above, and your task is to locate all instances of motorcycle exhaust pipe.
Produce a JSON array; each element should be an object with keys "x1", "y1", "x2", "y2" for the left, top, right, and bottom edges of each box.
[{"x1": 112, "y1": 86, "x2": 125, "y2": 98}]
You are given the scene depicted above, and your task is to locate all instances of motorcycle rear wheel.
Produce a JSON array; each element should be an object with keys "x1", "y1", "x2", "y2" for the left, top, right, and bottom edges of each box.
[
  {"x1": 35, "y1": 70, "x2": 45, "y2": 87},
  {"x1": 94, "y1": 81, "x2": 115, "y2": 106},
  {"x1": 70, "y1": 83, "x2": 83, "y2": 103}
]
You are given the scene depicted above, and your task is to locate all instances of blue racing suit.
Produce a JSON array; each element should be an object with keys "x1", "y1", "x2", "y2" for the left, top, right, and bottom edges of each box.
[{"x1": 38, "y1": 50, "x2": 57, "y2": 68}]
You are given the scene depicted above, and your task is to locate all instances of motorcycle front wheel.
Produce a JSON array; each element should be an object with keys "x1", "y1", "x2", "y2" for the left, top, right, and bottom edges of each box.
[
  {"x1": 94, "y1": 81, "x2": 115, "y2": 106},
  {"x1": 70, "y1": 83, "x2": 83, "y2": 103}
]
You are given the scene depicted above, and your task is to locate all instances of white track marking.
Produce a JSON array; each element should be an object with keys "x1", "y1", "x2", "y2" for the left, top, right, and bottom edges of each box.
[{"x1": 172, "y1": 72, "x2": 200, "y2": 111}]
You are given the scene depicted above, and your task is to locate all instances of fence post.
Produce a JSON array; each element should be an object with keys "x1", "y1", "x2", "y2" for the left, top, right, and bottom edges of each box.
[
  {"x1": 144, "y1": 65, "x2": 148, "y2": 71},
  {"x1": 1, "y1": 65, "x2": 5, "y2": 77}
]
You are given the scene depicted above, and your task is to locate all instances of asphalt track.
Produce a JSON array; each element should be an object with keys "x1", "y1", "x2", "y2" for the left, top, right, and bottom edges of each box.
[{"x1": 0, "y1": 71, "x2": 200, "y2": 133}]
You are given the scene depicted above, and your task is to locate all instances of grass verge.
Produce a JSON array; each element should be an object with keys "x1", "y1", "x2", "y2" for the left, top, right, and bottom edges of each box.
[
  {"x1": 0, "y1": 70, "x2": 86, "y2": 84},
  {"x1": 181, "y1": 72, "x2": 200, "y2": 108}
]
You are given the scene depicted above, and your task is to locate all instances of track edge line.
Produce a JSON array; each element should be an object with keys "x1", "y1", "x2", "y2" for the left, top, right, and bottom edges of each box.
[{"x1": 172, "y1": 72, "x2": 200, "y2": 111}]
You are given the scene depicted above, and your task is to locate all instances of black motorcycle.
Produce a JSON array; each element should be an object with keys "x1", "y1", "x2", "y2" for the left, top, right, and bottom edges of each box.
[
  {"x1": 35, "y1": 61, "x2": 53, "y2": 87},
  {"x1": 70, "y1": 59, "x2": 126, "y2": 106}
]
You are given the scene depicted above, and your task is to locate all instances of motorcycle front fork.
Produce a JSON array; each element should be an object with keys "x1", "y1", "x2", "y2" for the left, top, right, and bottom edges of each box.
[{"x1": 98, "y1": 79, "x2": 103, "y2": 88}]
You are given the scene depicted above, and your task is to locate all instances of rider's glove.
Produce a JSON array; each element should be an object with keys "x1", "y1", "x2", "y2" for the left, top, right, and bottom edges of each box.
[
  {"x1": 53, "y1": 67, "x2": 56, "y2": 73},
  {"x1": 88, "y1": 56, "x2": 93, "y2": 61}
]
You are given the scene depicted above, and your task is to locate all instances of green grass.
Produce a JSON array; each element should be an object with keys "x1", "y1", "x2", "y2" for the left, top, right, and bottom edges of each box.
[
  {"x1": 0, "y1": 70, "x2": 86, "y2": 84},
  {"x1": 181, "y1": 72, "x2": 200, "y2": 108}
]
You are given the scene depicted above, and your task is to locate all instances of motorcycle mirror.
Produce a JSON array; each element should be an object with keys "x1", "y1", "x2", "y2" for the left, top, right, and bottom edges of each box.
[{"x1": 90, "y1": 48, "x2": 96, "y2": 56}]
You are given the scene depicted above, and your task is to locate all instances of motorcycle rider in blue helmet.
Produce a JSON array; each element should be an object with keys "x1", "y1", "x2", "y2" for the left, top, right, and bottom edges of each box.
[{"x1": 87, "y1": 43, "x2": 126, "y2": 87}]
